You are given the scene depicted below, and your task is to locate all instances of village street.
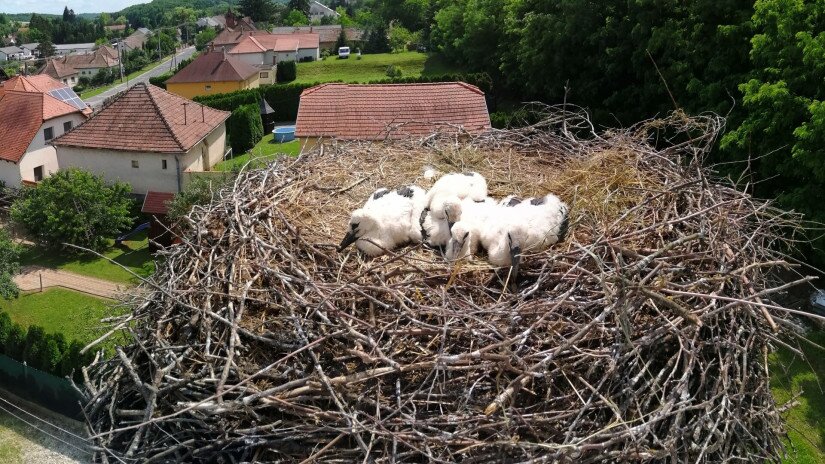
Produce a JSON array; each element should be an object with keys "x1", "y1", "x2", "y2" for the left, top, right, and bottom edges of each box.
[{"x1": 83, "y1": 45, "x2": 196, "y2": 108}]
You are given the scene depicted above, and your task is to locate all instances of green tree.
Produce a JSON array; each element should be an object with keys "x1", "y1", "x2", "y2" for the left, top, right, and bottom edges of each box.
[
  {"x1": 36, "y1": 40, "x2": 55, "y2": 59},
  {"x1": 11, "y1": 169, "x2": 134, "y2": 253},
  {"x1": 335, "y1": 28, "x2": 349, "y2": 51},
  {"x1": 364, "y1": 22, "x2": 390, "y2": 53},
  {"x1": 0, "y1": 229, "x2": 21, "y2": 300},
  {"x1": 167, "y1": 176, "x2": 230, "y2": 223},
  {"x1": 195, "y1": 27, "x2": 217, "y2": 51},
  {"x1": 0, "y1": 313, "x2": 12, "y2": 349},
  {"x1": 287, "y1": 0, "x2": 311, "y2": 16},
  {"x1": 388, "y1": 23, "x2": 412, "y2": 51},
  {"x1": 240, "y1": 0, "x2": 277, "y2": 22},
  {"x1": 4, "y1": 324, "x2": 24, "y2": 359},
  {"x1": 284, "y1": 9, "x2": 310, "y2": 26}
]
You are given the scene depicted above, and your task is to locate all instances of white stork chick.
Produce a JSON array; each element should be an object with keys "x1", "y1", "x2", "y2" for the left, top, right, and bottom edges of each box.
[
  {"x1": 339, "y1": 186, "x2": 427, "y2": 256},
  {"x1": 442, "y1": 198, "x2": 499, "y2": 260},
  {"x1": 422, "y1": 196, "x2": 495, "y2": 248},
  {"x1": 447, "y1": 194, "x2": 569, "y2": 288},
  {"x1": 498, "y1": 195, "x2": 525, "y2": 208},
  {"x1": 425, "y1": 171, "x2": 488, "y2": 220}
]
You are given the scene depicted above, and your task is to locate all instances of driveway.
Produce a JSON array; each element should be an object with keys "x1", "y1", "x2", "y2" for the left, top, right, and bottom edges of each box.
[
  {"x1": 83, "y1": 46, "x2": 197, "y2": 109},
  {"x1": 15, "y1": 266, "x2": 126, "y2": 299}
]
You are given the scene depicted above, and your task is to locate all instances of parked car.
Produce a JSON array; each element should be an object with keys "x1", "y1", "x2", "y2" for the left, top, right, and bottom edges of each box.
[{"x1": 338, "y1": 46, "x2": 350, "y2": 59}]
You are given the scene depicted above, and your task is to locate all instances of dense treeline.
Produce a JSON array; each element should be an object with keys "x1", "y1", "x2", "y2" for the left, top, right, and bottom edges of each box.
[{"x1": 423, "y1": 0, "x2": 825, "y2": 263}]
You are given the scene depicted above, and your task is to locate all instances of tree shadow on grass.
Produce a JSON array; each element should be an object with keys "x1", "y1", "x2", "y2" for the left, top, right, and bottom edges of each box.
[{"x1": 771, "y1": 330, "x2": 825, "y2": 461}]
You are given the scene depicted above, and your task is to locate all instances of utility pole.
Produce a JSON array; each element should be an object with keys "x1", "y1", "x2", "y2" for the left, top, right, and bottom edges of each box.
[{"x1": 118, "y1": 40, "x2": 125, "y2": 83}]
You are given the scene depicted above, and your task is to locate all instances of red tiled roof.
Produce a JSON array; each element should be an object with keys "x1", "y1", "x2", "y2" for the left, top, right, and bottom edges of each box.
[
  {"x1": 212, "y1": 27, "x2": 257, "y2": 48},
  {"x1": 142, "y1": 191, "x2": 175, "y2": 215},
  {"x1": 39, "y1": 58, "x2": 78, "y2": 79},
  {"x1": 272, "y1": 25, "x2": 359, "y2": 44},
  {"x1": 0, "y1": 90, "x2": 83, "y2": 163},
  {"x1": 229, "y1": 33, "x2": 319, "y2": 54},
  {"x1": 1, "y1": 74, "x2": 92, "y2": 115},
  {"x1": 295, "y1": 82, "x2": 491, "y2": 140},
  {"x1": 166, "y1": 50, "x2": 259, "y2": 84},
  {"x1": 39, "y1": 48, "x2": 118, "y2": 79},
  {"x1": 53, "y1": 83, "x2": 230, "y2": 154}
]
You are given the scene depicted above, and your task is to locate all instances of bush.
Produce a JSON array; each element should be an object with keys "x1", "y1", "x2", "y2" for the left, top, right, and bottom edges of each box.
[
  {"x1": 321, "y1": 49, "x2": 331, "y2": 59},
  {"x1": 193, "y1": 90, "x2": 259, "y2": 111},
  {"x1": 298, "y1": 56, "x2": 315, "y2": 63},
  {"x1": 149, "y1": 71, "x2": 174, "y2": 89},
  {"x1": 0, "y1": 229, "x2": 21, "y2": 300},
  {"x1": 276, "y1": 60, "x2": 297, "y2": 82},
  {"x1": 167, "y1": 176, "x2": 231, "y2": 223},
  {"x1": 11, "y1": 169, "x2": 135, "y2": 252},
  {"x1": 0, "y1": 311, "x2": 95, "y2": 380},
  {"x1": 227, "y1": 104, "x2": 264, "y2": 154},
  {"x1": 385, "y1": 65, "x2": 403, "y2": 78}
]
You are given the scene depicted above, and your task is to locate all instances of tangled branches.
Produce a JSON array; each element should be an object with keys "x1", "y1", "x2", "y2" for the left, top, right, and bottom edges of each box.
[{"x1": 80, "y1": 108, "x2": 811, "y2": 462}]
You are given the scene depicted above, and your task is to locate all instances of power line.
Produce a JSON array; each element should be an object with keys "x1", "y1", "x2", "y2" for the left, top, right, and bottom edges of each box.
[
  {"x1": 0, "y1": 395, "x2": 91, "y2": 443},
  {"x1": 0, "y1": 401, "x2": 92, "y2": 456}
]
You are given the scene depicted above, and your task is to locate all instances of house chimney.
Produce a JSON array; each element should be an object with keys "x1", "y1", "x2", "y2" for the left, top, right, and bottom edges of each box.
[
  {"x1": 222, "y1": 46, "x2": 227, "y2": 61},
  {"x1": 183, "y1": 102, "x2": 188, "y2": 125}
]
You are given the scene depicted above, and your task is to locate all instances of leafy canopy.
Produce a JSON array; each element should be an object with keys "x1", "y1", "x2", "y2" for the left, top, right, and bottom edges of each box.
[{"x1": 11, "y1": 169, "x2": 134, "y2": 253}]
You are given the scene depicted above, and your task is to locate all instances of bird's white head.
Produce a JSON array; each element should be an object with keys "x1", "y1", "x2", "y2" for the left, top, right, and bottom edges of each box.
[
  {"x1": 339, "y1": 209, "x2": 381, "y2": 253},
  {"x1": 446, "y1": 221, "x2": 472, "y2": 261}
]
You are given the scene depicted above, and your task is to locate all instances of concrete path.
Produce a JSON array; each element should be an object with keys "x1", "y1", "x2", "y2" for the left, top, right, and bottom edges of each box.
[
  {"x1": 83, "y1": 46, "x2": 197, "y2": 109},
  {"x1": 15, "y1": 266, "x2": 124, "y2": 299}
]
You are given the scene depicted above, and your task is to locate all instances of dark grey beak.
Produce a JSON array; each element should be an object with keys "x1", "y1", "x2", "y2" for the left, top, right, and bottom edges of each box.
[
  {"x1": 338, "y1": 230, "x2": 358, "y2": 251},
  {"x1": 445, "y1": 210, "x2": 455, "y2": 230},
  {"x1": 508, "y1": 233, "x2": 521, "y2": 291}
]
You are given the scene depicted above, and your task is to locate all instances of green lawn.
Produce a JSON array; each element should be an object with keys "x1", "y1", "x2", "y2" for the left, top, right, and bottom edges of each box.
[
  {"x1": 771, "y1": 330, "x2": 825, "y2": 463},
  {"x1": 19, "y1": 232, "x2": 155, "y2": 285},
  {"x1": 79, "y1": 54, "x2": 173, "y2": 99},
  {"x1": 0, "y1": 289, "x2": 114, "y2": 345},
  {"x1": 215, "y1": 137, "x2": 302, "y2": 171},
  {"x1": 294, "y1": 52, "x2": 465, "y2": 84}
]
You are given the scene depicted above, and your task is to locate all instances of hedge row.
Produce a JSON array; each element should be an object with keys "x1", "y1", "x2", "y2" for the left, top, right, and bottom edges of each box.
[
  {"x1": 227, "y1": 104, "x2": 264, "y2": 154},
  {"x1": 0, "y1": 312, "x2": 93, "y2": 381},
  {"x1": 149, "y1": 71, "x2": 174, "y2": 89},
  {"x1": 277, "y1": 60, "x2": 297, "y2": 82}
]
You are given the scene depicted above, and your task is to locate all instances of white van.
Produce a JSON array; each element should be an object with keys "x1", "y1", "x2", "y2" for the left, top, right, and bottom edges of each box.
[{"x1": 338, "y1": 46, "x2": 350, "y2": 59}]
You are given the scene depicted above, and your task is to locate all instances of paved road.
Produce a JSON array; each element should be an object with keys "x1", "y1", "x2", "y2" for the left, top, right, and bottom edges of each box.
[
  {"x1": 15, "y1": 266, "x2": 126, "y2": 299},
  {"x1": 83, "y1": 46, "x2": 197, "y2": 109}
]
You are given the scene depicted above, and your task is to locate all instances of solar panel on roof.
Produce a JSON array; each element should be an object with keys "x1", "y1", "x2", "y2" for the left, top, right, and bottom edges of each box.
[{"x1": 48, "y1": 87, "x2": 88, "y2": 111}]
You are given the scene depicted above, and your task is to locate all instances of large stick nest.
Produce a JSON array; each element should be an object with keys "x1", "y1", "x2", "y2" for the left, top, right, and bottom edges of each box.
[{"x1": 81, "y1": 106, "x2": 811, "y2": 463}]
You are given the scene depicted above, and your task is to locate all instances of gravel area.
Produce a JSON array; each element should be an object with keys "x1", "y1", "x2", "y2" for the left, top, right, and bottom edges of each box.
[{"x1": 0, "y1": 389, "x2": 91, "y2": 463}]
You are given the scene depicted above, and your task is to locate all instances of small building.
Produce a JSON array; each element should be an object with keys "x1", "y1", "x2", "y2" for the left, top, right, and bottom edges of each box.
[
  {"x1": 141, "y1": 191, "x2": 176, "y2": 249},
  {"x1": 211, "y1": 27, "x2": 258, "y2": 50},
  {"x1": 229, "y1": 33, "x2": 320, "y2": 65},
  {"x1": 20, "y1": 43, "x2": 40, "y2": 58},
  {"x1": 272, "y1": 25, "x2": 363, "y2": 51},
  {"x1": 121, "y1": 29, "x2": 151, "y2": 52},
  {"x1": 53, "y1": 43, "x2": 96, "y2": 56},
  {"x1": 309, "y1": 1, "x2": 340, "y2": 23},
  {"x1": 53, "y1": 83, "x2": 231, "y2": 195},
  {"x1": 0, "y1": 46, "x2": 22, "y2": 61},
  {"x1": 295, "y1": 82, "x2": 491, "y2": 145},
  {"x1": 40, "y1": 47, "x2": 120, "y2": 86},
  {"x1": 0, "y1": 76, "x2": 90, "y2": 185},
  {"x1": 166, "y1": 49, "x2": 262, "y2": 99},
  {"x1": 104, "y1": 24, "x2": 128, "y2": 33}
]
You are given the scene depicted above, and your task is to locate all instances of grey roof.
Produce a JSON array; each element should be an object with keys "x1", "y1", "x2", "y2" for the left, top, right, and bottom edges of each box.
[
  {"x1": 0, "y1": 46, "x2": 22, "y2": 54},
  {"x1": 54, "y1": 43, "x2": 96, "y2": 50},
  {"x1": 20, "y1": 43, "x2": 39, "y2": 50},
  {"x1": 197, "y1": 17, "x2": 221, "y2": 28},
  {"x1": 137, "y1": 27, "x2": 151, "y2": 36},
  {"x1": 310, "y1": 1, "x2": 339, "y2": 16}
]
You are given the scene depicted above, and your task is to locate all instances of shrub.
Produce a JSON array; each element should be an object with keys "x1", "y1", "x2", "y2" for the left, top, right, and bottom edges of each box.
[
  {"x1": 149, "y1": 72, "x2": 174, "y2": 89},
  {"x1": 0, "y1": 229, "x2": 21, "y2": 300},
  {"x1": 385, "y1": 65, "x2": 403, "y2": 78},
  {"x1": 298, "y1": 56, "x2": 315, "y2": 63},
  {"x1": 227, "y1": 104, "x2": 264, "y2": 154},
  {"x1": 11, "y1": 169, "x2": 135, "y2": 252},
  {"x1": 193, "y1": 90, "x2": 259, "y2": 111},
  {"x1": 321, "y1": 49, "x2": 331, "y2": 59},
  {"x1": 276, "y1": 60, "x2": 297, "y2": 82},
  {"x1": 167, "y1": 175, "x2": 231, "y2": 223},
  {"x1": 4, "y1": 324, "x2": 24, "y2": 359}
]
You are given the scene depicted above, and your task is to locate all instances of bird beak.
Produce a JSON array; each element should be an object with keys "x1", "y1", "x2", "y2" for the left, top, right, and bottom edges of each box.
[
  {"x1": 445, "y1": 210, "x2": 455, "y2": 230},
  {"x1": 338, "y1": 230, "x2": 358, "y2": 252},
  {"x1": 508, "y1": 233, "x2": 521, "y2": 290}
]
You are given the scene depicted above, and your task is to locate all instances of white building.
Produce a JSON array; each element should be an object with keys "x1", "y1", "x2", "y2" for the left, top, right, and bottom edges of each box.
[
  {"x1": 53, "y1": 83, "x2": 231, "y2": 195},
  {"x1": 228, "y1": 33, "x2": 320, "y2": 66},
  {"x1": 0, "y1": 76, "x2": 90, "y2": 185},
  {"x1": 309, "y1": 1, "x2": 340, "y2": 23},
  {"x1": 53, "y1": 43, "x2": 96, "y2": 56},
  {"x1": 0, "y1": 46, "x2": 22, "y2": 61}
]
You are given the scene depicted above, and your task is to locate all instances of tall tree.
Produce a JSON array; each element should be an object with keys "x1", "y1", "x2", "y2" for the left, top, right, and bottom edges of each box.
[
  {"x1": 36, "y1": 40, "x2": 55, "y2": 59},
  {"x1": 287, "y1": 0, "x2": 311, "y2": 16},
  {"x1": 240, "y1": 0, "x2": 277, "y2": 22}
]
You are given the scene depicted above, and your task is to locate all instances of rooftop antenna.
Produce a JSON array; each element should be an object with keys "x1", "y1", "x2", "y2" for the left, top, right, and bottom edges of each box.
[
  {"x1": 183, "y1": 102, "x2": 188, "y2": 124},
  {"x1": 201, "y1": 104, "x2": 205, "y2": 122}
]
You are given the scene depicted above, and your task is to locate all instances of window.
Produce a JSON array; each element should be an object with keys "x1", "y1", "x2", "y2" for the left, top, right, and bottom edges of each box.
[
  {"x1": 63, "y1": 121, "x2": 73, "y2": 132},
  {"x1": 44, "y1": 127, "x2": 54, "y2": 141},
  {"x1": 260, "y1": 72, "x2": 268, "y2": 78},
  {"x1": 131, "y1": 160, "x2": 139, "y2": 168},
  {"x1": 162, "y1": 159, "x2": 168, "y2": 170},
  {"x1": 205, "y1": 85, "x2": 212, "y2": 91},
  {"x1": 33, "y1": 165, "x2": 43, "y2": 182}
]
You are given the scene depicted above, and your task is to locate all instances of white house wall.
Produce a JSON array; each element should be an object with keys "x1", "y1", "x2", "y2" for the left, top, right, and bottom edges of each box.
[
  {"x1": 0, "y1": 160, "x2": 22, "y2": 186},
  {"x1": 297, "y1": 47, "x2": 319, "y2": 61},
  {"x1": 55, "y1": 123, "x2": 227, "y2": 195}
]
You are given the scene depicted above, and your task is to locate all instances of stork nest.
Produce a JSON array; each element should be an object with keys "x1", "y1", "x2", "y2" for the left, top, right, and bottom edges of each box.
[{"x1": 80, "y1": 106, "x2": 813, "y2": 463}]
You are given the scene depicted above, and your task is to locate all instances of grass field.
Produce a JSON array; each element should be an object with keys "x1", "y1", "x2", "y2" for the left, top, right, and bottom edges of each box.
[
  {"x1": 215, "y1": 137, "x2": 302, "y2": 171},
  {"x1": 294, "y1": 52, "x2": 465, "y2": 84},
  {"x1": 19, "y1": 232, "x2": 155, "y2": 285},
  {"x1": 0, "y1": 289, "x2": 113, "y2": 345},
  {"x1": 771, "y1": 330, "x2": 825, "y2": 463}
]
